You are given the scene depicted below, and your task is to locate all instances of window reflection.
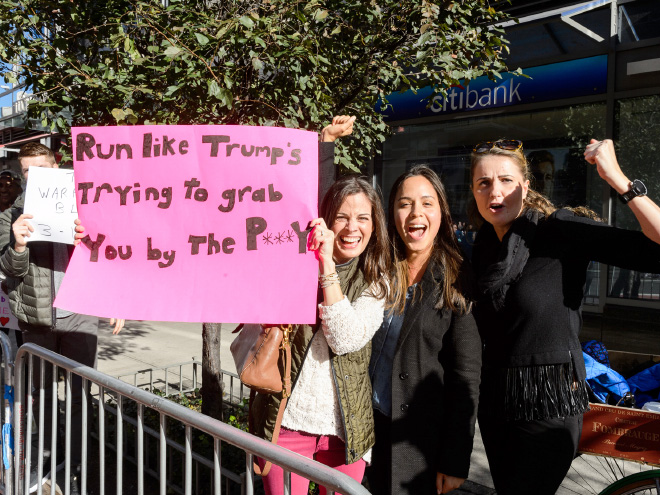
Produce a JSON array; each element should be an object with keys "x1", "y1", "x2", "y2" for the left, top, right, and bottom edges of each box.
[
  {"x1": 379, "y1": 102, "x2": 607, "y2": 304},
  {"x1": 607, "y1": 95, "x2": 660, "y2": 301}
]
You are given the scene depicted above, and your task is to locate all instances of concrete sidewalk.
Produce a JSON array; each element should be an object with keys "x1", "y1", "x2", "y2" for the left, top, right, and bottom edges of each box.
[
  {"x1": 95, "y1": 319, "x2": 652, "y2": 495},
  {"x1": 94, "y1": 319, "x2": 497, "y2": 494}
]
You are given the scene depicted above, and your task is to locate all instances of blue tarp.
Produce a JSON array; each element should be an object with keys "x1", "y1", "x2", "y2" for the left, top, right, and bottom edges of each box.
[
  {"x1": 627, "y1": 363, "x2": 660, "y2": 408},
  {"x1": 583, "y1": 351, "x2": 630, "y2": 403}
]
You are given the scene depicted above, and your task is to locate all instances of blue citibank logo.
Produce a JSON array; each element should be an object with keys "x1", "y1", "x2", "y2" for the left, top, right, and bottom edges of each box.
[{"x1": 380, "y1": 55, "x2": 608, "y2": 121}]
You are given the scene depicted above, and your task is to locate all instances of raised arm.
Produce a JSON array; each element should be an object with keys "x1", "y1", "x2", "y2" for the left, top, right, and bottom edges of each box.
[
  {"x1": 321, "y1": 115, "x2": 355, "y2": 143},
  {"x1": 585, "y1": 139, "x2": 660, "y2": 244},
  {"x1": 308, "y1": 214, "x2": 385, "y2": 355}
]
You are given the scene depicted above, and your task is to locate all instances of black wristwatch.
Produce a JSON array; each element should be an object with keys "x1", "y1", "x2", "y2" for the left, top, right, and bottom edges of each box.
[{"x1": 619, "y1": 179, "x2": 647, "y2": 204}]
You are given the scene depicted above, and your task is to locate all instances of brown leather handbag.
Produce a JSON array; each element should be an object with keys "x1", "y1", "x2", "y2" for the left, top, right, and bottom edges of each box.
[{"x1": 230, "y1": 323, "x2": 293, "y2": 476}]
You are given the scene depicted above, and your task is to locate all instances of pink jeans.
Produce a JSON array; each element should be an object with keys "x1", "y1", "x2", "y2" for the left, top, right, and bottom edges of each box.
[{"x1": 259, "y1": 428, "x2": 366, "y2": 495}]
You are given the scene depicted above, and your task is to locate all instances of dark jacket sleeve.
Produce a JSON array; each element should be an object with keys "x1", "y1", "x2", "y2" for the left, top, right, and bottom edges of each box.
[
  {"x1": 437, "y1": 309, "x2": 482, "y2": 479},
  {"x1": 0, "y1": 203, "x2": 29, "y2": 279},
  {"x1": 318, "y1": 142, "x2": 335, "y2": 205},
  {"x1": 553, "y1": 209, "x2": 660, "y2": 273}
]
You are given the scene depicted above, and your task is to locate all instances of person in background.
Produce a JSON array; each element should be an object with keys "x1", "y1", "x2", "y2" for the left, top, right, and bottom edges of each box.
[
  {"x1": 469, "y1": 138, "x2": 660, "y2": 495},
  {"x1": 0, "y1": 170, "x2": 24, "y2": 347},
  {"x1": 0, "y1": 169, "x2": 22, "y2": 212},
  {"x1": 0, "y1": 142, "x2": 124, "y2": 494},
  {"x1": 528, "y1": 149, "x2": 555, "y2": 199},
  {"x1": 367, "y1": 165, "x2": 481, "y2": 495}
]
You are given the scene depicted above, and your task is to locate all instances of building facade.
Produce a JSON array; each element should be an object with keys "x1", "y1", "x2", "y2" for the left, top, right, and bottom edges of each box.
[
  {"x1": 0, "y1": 78, "x2": 63, "y2": 173},
  {"x1": 375, "y1": 0, "x2": 660, "y2": 354}
]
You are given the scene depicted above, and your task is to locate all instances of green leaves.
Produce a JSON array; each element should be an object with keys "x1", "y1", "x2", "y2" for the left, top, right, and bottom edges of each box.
[
  {"x1": 194, "y1": 32, "x2": 209, "y2": 45},
  {"x1": 238, "y1": 15, "x2": 254, "y2": 30},
  {"x1": 163, "y1": 45, "x2": 182, "y2": 57},
  {"x1": 0, "y1": 0, "x2": 512, "y2": 170}
]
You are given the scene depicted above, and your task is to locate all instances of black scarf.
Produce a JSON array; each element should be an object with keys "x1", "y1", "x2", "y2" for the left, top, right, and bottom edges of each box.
[{"x1": 476, "y1": 208, "x2": 541, "y2": 312}]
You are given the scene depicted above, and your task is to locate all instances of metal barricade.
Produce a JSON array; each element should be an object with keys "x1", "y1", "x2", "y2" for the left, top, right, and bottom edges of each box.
[
  {"x1": 13, "y1": 343, "x2": 372, "y2": 495},
  {"x1": 0, "y1": 331, "x2": 14, "y2": 495}
]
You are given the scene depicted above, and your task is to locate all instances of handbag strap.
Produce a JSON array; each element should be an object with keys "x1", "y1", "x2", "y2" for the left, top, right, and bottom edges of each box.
[{"x1": 252, "y1": 324, "x2": 293, "y2": 477}]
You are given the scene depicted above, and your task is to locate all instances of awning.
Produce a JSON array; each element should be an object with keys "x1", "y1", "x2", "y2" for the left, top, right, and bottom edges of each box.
[{"x1": 0, "y1": 133, "x2": 56, "y2": 149}]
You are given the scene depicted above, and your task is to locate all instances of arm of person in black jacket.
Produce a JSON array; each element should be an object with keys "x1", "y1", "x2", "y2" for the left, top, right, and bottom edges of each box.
[{"x1": 436, "y1": 309, "x2": 482, "y2": 492}]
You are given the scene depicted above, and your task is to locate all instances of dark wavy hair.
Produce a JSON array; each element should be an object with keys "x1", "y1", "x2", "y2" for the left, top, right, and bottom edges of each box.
[
  {"x1": 468, "y1": 145, "x2": 600, "y2": 225},
  {"x1": 387, "y1": 166, "x2": 470, "y2": 314},
  {"x1": 320, "y1": 175, "x2": 390, "y2": 299}
]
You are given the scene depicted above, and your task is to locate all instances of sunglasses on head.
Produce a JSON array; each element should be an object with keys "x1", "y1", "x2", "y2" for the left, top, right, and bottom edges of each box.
[{"x1": 473, "y1": 139, "x2": 523, "y2": 153}]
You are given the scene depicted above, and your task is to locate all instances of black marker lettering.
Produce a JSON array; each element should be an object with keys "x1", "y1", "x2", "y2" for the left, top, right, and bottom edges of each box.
[
  {"x1": 290, "y1": 221, "x2": 310, "y2": 254},
  {"x1": 246, "y1": 217, "x2": 267, "y2": 251},
  {"x1": 82, "y1": 233, "x2": 106, "y2": 262},
  {"x1": 188, "y1": 235, "x2": 207, "y2": 255},
  {"x1": 78, "y1": 182, "x2": 93, "y2": 204},
  {"x1": 201, "y1": 135, "x2": 230, "y2": 157},
  {"x1": 218, "y1": 189, "x2": 236, "y2": 212},
  {"x1": 96, "y1": 143, "x2": 115, "y2": 160},
  {"x1": 114, "y1": 185, "x2": 132, "y2": 205},
  {"x1": 270, "y1": 147, "x2": 284, "y2": 165},
  {"x1": 76, "y1": 133, "x2": 96, "y2": 161}
]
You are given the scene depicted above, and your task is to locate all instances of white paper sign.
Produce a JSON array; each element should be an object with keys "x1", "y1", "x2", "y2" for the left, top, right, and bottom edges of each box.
[
  {"x1": 0, "y1": 286, "x2": 19, "y2": 330},
  {"x1": 23, "y1": 167, "x2": 77, "y2": 245}
]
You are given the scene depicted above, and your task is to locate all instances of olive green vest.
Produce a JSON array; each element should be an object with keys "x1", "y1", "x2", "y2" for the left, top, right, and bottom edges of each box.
[{"x1": 249, "y1": 258, "x2": 375, "y2": 464}]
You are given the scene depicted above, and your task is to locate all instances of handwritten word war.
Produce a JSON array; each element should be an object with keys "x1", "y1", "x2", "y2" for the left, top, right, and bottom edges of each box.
[
  {"x1": 76, "y1": 133, "x2": 302, "y2": 165},
  {"x1": 81, "y1": 219, "x2": 309, "y2": 268}
]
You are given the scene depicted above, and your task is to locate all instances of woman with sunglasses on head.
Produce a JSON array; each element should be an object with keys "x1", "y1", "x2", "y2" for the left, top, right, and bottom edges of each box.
[
  {"x1": 367, "y1": 166, "x2": 481, "y2": 495},
  {"x1": 469, "y1": 138, "x2": 660, "y2": 495}
]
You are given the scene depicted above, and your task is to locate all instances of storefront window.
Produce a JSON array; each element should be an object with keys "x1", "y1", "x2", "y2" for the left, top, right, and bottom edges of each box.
[
  {"x1": 607, "y1": 94, "x2": 660, "y2": 301},
  {"x1": 619, "y1": 0, "x2": 660, "y2": 43},
  {"x1": 378, "y1": 102, "x2": 606, "y2": 303},
  {"x1": 504, "y1": 7, "x2": 609, "y2": 68}
]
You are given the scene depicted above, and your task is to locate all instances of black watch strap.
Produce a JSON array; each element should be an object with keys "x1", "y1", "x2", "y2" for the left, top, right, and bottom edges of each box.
[{"x1": 619, "y1": 179, "x2": 648, "y2": 204}]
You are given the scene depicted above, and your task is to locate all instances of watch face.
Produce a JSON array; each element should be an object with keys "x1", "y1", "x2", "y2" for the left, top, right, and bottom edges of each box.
[{"x1": 632, "y1": 179, "x2": 647, "y2": 196}]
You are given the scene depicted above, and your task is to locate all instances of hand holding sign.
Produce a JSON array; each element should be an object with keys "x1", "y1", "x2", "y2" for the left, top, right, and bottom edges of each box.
[
  {"x1": 11, "y1": 213, "x2": 34, "y2": 253},
  {"x1": 55, "y1": 125, "x2": 320, "y2": 323},
  {"x1": 23, "y1": 167, "x2": 77, "y2": 245}
]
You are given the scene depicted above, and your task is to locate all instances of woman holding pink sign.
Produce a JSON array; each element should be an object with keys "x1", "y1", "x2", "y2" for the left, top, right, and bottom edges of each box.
[{"x1": 250, "y1": 119, "x2": 391, "y2": 494}]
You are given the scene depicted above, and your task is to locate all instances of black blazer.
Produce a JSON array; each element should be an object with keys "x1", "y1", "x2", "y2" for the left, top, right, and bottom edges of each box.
[{"x1": 376, "y1": 261, "x2": 482, "y2": 494}]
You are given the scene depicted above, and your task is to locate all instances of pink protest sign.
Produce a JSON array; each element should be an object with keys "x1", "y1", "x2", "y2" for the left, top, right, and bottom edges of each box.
[{"x1": 55, "y1": 125, "x2": 319, "y2": 323}]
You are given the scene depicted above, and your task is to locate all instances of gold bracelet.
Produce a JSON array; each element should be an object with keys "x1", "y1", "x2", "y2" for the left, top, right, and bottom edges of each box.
[
  {"x1": 319, "y1": 272, "x2": 339, "y2": 283},
  {"x1": 320, "y1": 279, "x2": 340, "y2": 289},
  {"x1": 319, "y1": 271, "x2": 340, "y2": 289}
]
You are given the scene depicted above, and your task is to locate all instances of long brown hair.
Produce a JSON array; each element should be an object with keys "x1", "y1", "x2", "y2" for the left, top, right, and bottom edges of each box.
[
  {"x1": 468, "y1": 146, "x2": 600, "y2": 225},
  {"x1": 320, "y1": 175, "x2": 390, "y2": 299},
  {"x1": 387, "y1": 166, "x2": 470, "y2": 314}
]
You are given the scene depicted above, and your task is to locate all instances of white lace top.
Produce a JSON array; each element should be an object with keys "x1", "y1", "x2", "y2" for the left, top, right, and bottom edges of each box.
[{"x1": 281, "y1": 287, "x2": 385, "y2": 446}]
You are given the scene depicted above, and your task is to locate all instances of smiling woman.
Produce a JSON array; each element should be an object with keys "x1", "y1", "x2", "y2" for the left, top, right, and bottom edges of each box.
[
  {"x1": 251, "y1": 171, "x2": 392, "y2": 495},
  {"x1": 330, "y1": 192, "x2": 374, "y2": 264},
  {"x1": 367, "y1": 166, "x2": 481, "y2": 495}
]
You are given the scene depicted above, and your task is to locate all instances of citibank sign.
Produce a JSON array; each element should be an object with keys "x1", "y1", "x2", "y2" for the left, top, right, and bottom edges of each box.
[
  {"x1": 380, "y1": 55, "x2": 607, "y2": 121},
  {"x1": 430, "y1": 78, "x2": 522, "y2": 113}
]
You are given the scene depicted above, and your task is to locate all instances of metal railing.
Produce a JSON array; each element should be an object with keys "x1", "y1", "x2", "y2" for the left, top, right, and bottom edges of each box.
[
  {"x1": 13, "y1": 344, "x2": 372, "y2": 495},
  {"x1": 116, "y1": 361, "x2": 250, "y2": 408},
  {"x1": 116, "y1": 360, "x2": 201, "y2": 396},
  {"x1": 0, "y1": 331, "x2": 14, "y2": 495}
]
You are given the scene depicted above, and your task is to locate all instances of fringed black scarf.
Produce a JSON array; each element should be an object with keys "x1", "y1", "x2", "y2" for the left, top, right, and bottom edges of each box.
[
  {"x1": 477, "y1": 208, "x2": 540, "y2": 312},
  {"x1": 476, "y1": 210, "x2": 590, "y2": 421}
]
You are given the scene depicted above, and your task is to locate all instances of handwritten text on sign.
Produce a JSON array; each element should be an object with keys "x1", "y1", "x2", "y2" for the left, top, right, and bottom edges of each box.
[
  {"x1": 0, "y1": 289, "x2": 19, "y2": 330},
  {"x1": 23, "y1": 167, "x2": 77, "y2": 245},
  {"x1": 54, "y1": 125, "x2": 319, "y2": 323}
]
